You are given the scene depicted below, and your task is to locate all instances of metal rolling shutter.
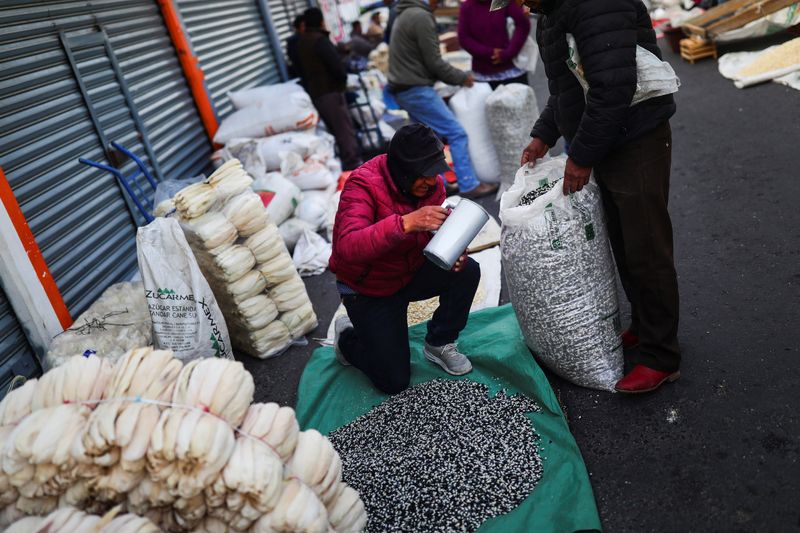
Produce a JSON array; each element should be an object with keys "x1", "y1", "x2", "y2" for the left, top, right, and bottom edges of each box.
[
  {"x1": 0, "y1": 288, "x2": 39, "y2": 398},
  {"x1": 177, "y1": 0, "x2": 283, "y2": 120},
  {"x1": 0, "y1": 1, "x2": 210, "y2": 318},
  {"x1": 268, "y1": 0, "x2": 311, "y2": 48}
]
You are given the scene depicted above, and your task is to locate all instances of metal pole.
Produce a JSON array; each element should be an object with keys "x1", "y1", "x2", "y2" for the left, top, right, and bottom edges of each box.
[{"x1": 257, "y1": 0, "x2": 291, "y2": 81}]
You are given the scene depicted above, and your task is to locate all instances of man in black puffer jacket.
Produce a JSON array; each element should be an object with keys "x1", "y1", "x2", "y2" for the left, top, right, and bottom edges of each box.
[{"x1": 516, "y1": 0, "x2": 681, "y2": 394}]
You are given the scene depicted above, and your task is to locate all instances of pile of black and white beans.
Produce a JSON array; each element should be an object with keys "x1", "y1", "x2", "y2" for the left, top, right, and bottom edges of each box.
[
  {"x1": 328, "y1": 379, "x2": 543, "y2": 533},
  {"x1": 500, "y1": 156, "x2": 623, "y2": 391},
  {"x1": 518, "y1": 180, "x2": 558, "y2": 206}
]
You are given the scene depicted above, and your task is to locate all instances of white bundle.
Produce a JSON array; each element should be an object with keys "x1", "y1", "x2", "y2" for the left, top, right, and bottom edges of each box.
[
  {"x1": 209, "y1": 245, "x2": 257, "y2": 284},
  {"x1": 127, "y1": 477, "x2": 175, "y2": 516},
  {"x1": 31, "y1": 355, "x2": 112, "y2": 411},
  {"x1": 45, "y1": 282, "x2": 152, "y2": 369},
  {"x1": 2, "y1": 404, "x2": 91, "y2": 499},
  {"x1": 251, "y1": 172, "x2": 303, "y2": 226},
  {"x1": 5, "y1": 506, "x2": 161, "y2": 533},
  {"x1": 207, "y1": 160, "x2": 254, "y2": 202},
  {"x1": 211, "y1": 437, "x2": 284, "y2": 530},
  {"x1": 154, "y1": 198, "x2": 175, "y2": 218},
  {"x1": 268, "y1": 276, "x2": 310, "y2": 313},
  {"x1": 0, "y1": 425, "x2": 18, "y2": 506},
  {"x1": 257, "y1": 132, "x2": 323, "y2": 171},
  {"x1": 327, "y1": 484, "x2": 368, "y2": 533},
  {"x1": 181, "y1": 212, "x2": 238, "y2": 253},
  {"x1": 280, "y1": 152, "x2": 336, "y2": 191},
  {"x1": 222, "y1": 192, "x2": 269, "y2": 237},
  {"x1": 239, "y1": 403, "x2": 300, "y2": 461},
  {"x1": 230, "y1": 321, "x2": 292, "y2": 360},
  {"x1": 146, "y1": 408, "x2": 236, "y2": 499},
  {"x1": 0, "y1": 379, "x2": 38, "y2": 426},
  {"x1": 257, "y1": 253, "x2": 299, "y2": 288},
  {"x1": 174, "y1": 183, "x2": 218, "y2": 220},
  {"x1": 224, "y1": 270, "x2": 268, "y2": 305},
  {"x1": 250, "y1": 479, "x2": 329, "y2": 533},
  {"x1": 449, "y1": 84, "x2": 501, "y2": 183},
  {"x1": 105, "y1": 348, "x2": 183, "y2": 401},
  {"x1": 244, "y1": 225, "x2": 287, "y2": 264},
  {"x1": 171, "y1": 359, "x2": 254, "y2": 427},
  {"x1": 278, "y1": 302, "x2": 317, "y2": 339},
  {"x1": 277, "y1": 218, "x2": 317, "y2": 253},
  {"x1": 231, "y1": 295, "x2": 279, "y2": 331},
  {"x1": 286, "y1": 430, "x2": 342, "y2": 506},
  {"x1": 82, "y1": 463, "x2": 147, "y2": 506}
]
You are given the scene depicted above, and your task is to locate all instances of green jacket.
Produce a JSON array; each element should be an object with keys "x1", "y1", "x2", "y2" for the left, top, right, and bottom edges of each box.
[{"x1": 388, "y1": 0, "x2": 468, "y2": 88}]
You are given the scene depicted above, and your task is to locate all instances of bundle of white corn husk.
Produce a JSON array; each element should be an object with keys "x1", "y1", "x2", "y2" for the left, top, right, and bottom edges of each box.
[
  {"x1": 5, "y1": 505, "x2": 160, "y2": 533},
  {"x1": 173, "y1": 159, "x2": 317, "y2": 360},
  {"x1": 0, "y1": 348, "x2": 366, "y2": 533}
]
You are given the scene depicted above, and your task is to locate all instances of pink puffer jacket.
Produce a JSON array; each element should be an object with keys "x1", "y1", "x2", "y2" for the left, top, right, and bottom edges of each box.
[{"x1": 329, "y1": 154, "x2": 445, "y2": 297}]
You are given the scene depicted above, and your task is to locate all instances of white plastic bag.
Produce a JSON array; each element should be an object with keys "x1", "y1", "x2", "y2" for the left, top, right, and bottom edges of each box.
[
  {"x1": 280, "y1": 152, "x2": 336, "y2": 190},
  {"x1": 566, "y1": 34, "x2": 680, "y2": 106},
  {"x1": 252, "y1": 172, "x2": 303, "y2": 226},
  {"x1": 228, "y1": 80, "x2": 305, "y2": 110},
  {"x1": 258, "y1": 132, "x2": 323, "y2": 171},
  {"x1": 279, "y1": 217, "x2": 318, "y2": 253},
  {"x1": 214, "y1": 92, "x2": 319, "y2": 144},
  {"x1": 514, "y1": 35, "x2": 539, "y2": 72},
  {"x1": 295, "y1": 187, "x2": 336, "y2": 230},
  {"x1": 486, "y1": 83, "x2": 539, "y2": 195},
  {"x1": 500, "y1": 156, "x2": 622, "y2": 391},
  {"x1": 292, "y1": 230, "x2": 332, "y2": 277},
  {"x1": 136, "y1": 217, "x2": 233, "y2": 361},
  {"x1": 449, "y1": 83, "x2": 501, "y2": 183}
]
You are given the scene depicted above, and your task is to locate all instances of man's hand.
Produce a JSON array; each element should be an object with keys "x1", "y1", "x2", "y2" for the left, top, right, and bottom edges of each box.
[
  {"x1": 491, "y1": 48, "x2": 503, "y2": 65},
  {"x1": 452, "y1": 252, "x2": 468, "y2": 272},
  {"x1": 563, "y1": 158, "x2": 591, "y2": 195},
  {"x1": 463, "y1": 73, "x2": 475, "y2": 88},
  {"x1": 520, "y1": 137, "x2": 549, "y2": 167},
  {"x1": 402, "y1": 206, "x2": 449, "y2": 233}
]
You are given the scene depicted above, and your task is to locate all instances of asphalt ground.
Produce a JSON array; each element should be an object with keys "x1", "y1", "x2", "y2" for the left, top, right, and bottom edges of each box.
[{"x1": 243, "y1": 35, "x2": 800, "y2": 532}]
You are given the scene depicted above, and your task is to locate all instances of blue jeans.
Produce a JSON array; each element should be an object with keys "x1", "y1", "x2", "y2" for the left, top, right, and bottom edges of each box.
[{"x1": 393, "y1": 86, "x2": 480, "y2": 193}]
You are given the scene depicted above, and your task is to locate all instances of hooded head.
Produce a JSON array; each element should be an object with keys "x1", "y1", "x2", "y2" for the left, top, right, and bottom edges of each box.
[{"x1": 387, "y1": 124, "x2": 450, "y2": 199}]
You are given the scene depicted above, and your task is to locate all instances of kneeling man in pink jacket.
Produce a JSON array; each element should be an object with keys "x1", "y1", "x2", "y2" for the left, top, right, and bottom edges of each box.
[{"x1": 329, "y1": 124, "x2": 480, "y2": 394}]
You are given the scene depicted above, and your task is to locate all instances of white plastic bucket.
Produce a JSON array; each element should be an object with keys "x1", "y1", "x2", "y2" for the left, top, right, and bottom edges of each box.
[{"x1": 424, "y1": 199, "x2": 489, "y2": 270}]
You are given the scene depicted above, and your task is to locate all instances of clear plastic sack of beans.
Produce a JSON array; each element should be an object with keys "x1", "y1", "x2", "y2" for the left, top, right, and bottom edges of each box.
[{"x1": 499, "y1": 155, "x2": 623, "y2": 392}]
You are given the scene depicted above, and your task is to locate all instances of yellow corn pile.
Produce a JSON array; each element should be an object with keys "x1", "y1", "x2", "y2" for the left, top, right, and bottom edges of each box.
[{"x1": 738, "y1": 37, "x2": 800, "y2": 78}]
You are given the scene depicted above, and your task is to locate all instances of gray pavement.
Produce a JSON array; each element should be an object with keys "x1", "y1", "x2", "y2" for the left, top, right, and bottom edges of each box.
[{"x1": 243, "y1": 36, "x2": 800, "y2": 532}]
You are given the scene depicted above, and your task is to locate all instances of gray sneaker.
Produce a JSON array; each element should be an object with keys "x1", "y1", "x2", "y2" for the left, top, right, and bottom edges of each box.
[
  {"x1": 333, "y1": 316, "x2": 353, "y2": 366},
  {"x1": 423, "y1": 342, "x2": 473, "y2": 376}
]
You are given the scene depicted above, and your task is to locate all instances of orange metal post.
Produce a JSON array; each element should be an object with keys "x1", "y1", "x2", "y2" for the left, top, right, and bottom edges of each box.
[
  {"x1": 158, "y1": 0, "x2": 220, "y2": 144},
  {"x1": 0, "y1": 167, "x2": 72, "y2": 329}
]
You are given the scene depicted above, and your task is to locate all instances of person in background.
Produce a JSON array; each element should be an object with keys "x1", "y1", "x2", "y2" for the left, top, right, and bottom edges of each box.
[
  {"x1": 330, "y1": 124, "x2": 480, "y2": 394},
  {"x1": 388, "y1": 0, "x2": 498, "y2": 199},
  {"x1": 286, "y1": 15, "x2": 305, "y2": 80},
  {"x1": 349, "y1": 20, "x2": 375, "y2": 58},
  {"x1": 367, "y1": 12, "x2": 385, "y2": 44},
  {"x1": 296, "y1": 8, "x2": 363, "y2": 171},
  {"x1": 517, "y1": 0, "x2": 681, "y2": 394},
  {"x1": 457, "y1": 0, "x2": 530, "y2": 89}
]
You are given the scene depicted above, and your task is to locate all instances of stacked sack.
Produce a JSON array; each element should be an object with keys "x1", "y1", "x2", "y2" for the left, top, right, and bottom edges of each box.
[
  {"x1": 0, "y1": 350, "x2": 367, "y2": 533},
  {"x1": 173, "y1": 160, "x2": 317, "y2": 359}
]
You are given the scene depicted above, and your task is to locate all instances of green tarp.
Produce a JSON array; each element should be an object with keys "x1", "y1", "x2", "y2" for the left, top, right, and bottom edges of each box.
[{"x1": 295, "y1": 304, "x2": 602, "y2": 533}]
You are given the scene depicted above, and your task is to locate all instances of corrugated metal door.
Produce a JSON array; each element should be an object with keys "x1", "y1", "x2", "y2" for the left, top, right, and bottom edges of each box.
[
  {"x1": 177, "y1": 0, "x2": 283, "y2": 120},
  {"x1": 268, "y1": 0, "x2": 311, "y2": 49},
  {"x1": 0, "y1": 287, "x2": 39, "y2": 398},
  {"x1": 0, "y1": 1, "x2": 211, "y2": 318}
]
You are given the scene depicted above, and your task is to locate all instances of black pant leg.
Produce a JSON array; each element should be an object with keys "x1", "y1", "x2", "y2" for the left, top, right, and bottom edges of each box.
[
  {"x1": 402, "y1": 258, "x2": 481, "y2": 347},
  {"x1": 313, "y1": 92, "x2": 363, "y2": 171},
  {"x1": 595, "y1": 122, "x2": 681, "y2": 372},
  {"x1": 340, "y1": 292, "x2": 411, "y2": 394}
]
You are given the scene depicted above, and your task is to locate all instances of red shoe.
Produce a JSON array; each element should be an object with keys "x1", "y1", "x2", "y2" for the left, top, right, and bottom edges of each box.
[
  {"x1": 621, "y1": 329, "x2": 639, "y2": 350},
  {"x1": 615, "y1": 365, "x2": 680, "y2": 394}
]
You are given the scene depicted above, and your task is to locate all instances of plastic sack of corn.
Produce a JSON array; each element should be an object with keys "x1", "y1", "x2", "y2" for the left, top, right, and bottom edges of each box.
[{"x1": 499, "y1": 156, "x2": 623, "y2": 391}]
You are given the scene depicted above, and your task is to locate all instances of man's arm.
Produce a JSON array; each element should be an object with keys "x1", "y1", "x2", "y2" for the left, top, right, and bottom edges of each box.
[
  {"x1": 566, "y1": 0, "x2": 638, "y2": 168},
  {"x1": 530, "y1": 94, "x2": 560, "y2": 147},
  {"x1": 315, "y1": 37, "x2": 348, "y2": 85},
  {"x1": 415, "y1": 11, "x2": 469, "y2": 86}
]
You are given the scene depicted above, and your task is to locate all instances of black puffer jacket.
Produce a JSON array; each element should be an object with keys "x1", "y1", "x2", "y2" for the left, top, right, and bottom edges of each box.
[{"x1": 530, "y1": 0, "x2": 676, "y2": 167}]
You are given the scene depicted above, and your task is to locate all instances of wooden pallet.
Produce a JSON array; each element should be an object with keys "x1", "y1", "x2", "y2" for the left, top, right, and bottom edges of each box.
[
  {"x1": 680, "y1": 37, "x2": 719, "y2": 63},
  {"x1": 682, "y1": 0, "x2": 800, "y2": 39}
]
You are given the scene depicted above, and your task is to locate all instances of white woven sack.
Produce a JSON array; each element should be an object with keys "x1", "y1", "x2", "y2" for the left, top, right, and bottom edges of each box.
[{"x1": 500, "y1": 156, "x2": 623, "y2": 391}]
